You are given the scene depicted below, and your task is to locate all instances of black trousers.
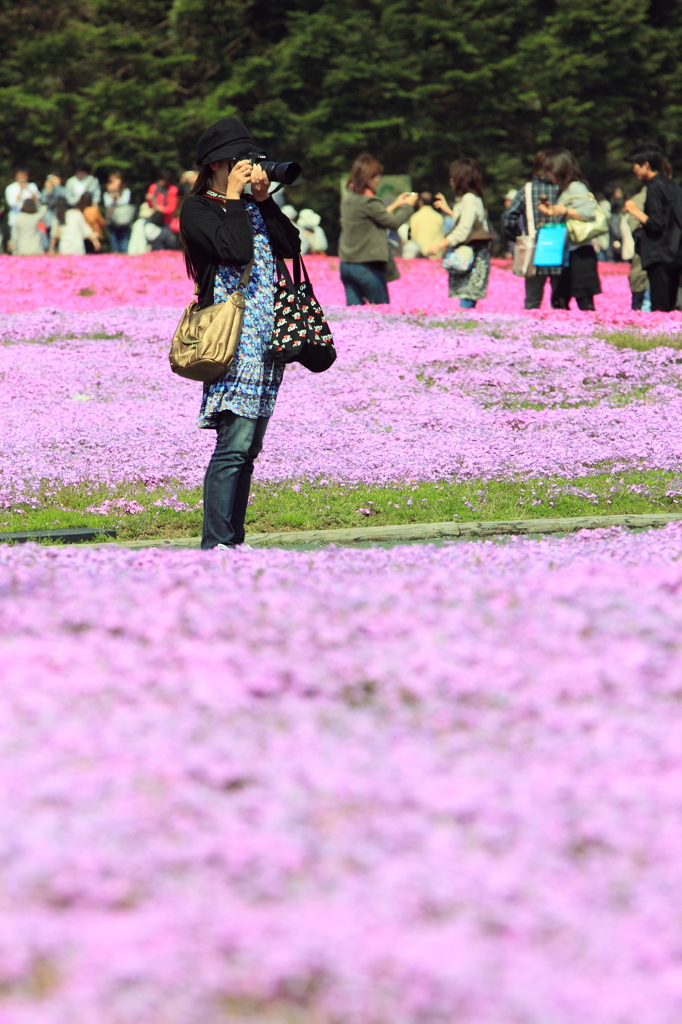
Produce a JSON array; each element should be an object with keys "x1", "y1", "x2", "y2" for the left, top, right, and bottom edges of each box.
[
  {"x1": 524, "y1": 274, "x2": 549, "y2": 309},
  {"x1": 550, "y1": 247, "x2": 600, "y2": 310},
  {"x1": 647, "y1": 263, "x2": 681, "y2": 312},
  {"x1": 551, "y1": 293, "x2": 595, "y2": 311}
]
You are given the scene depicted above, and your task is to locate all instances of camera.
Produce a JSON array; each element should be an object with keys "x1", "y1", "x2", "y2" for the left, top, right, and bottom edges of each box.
[{"x1": 248, "y1": 152, "x2": 301, "y2": 186}]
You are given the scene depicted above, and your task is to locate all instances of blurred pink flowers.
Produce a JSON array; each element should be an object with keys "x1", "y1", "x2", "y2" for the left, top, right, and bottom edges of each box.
[{"x1": 1, "y1": 528, "x2": 682, "y2": 1022}]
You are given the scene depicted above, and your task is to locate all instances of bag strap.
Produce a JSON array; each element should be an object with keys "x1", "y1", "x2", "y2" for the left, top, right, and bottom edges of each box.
[
  {"x1": 276, "y1": 257, "x2": 295, "y2": 290},
  {"x1": 276, "y1": 256, "x2": 312, "y2": 292},
  {"x1": 236, "y1": 258, "x2": 254, "y2": 293},
  {"x1": 292, "y1": 254, "x2": 313, "y2": 289},
  {"x1": 525, "y1": 182, "x2": 536, "y2": 239}
]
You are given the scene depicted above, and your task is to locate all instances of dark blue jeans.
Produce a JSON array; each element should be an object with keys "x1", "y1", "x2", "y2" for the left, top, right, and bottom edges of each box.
[
  {"x1": 109, "y1": 225, "x2": 131, "y2": 253},
  {"x1": 202, "y1": 411, "x2": 269, "y2": 549},
  {"x1": 340, "y1": 261, "x2": 389, "y2": 305}
]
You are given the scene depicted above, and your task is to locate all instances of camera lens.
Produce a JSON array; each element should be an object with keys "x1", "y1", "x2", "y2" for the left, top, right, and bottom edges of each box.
[
  {"x1": 260, "y1": 160, "x2": 302, "y2": 186},
  {"x1": 247, "y1": 151, "x2": 302, "y2": 186}
]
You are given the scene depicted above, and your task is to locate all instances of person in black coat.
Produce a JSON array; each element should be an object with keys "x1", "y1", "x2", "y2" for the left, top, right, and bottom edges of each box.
[
  {"x1": 625, "y1": 143, "x2": 682, "y2": 312},
  {"x1": 180, "y1": 118, "x2": 301, "y2": 550}
]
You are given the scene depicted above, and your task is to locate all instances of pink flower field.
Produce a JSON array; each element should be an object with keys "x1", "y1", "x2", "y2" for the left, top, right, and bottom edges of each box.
[
  {"x1": 0, "y1": 250, "x2": 662, "y2": 318},
  {"x1": 3, "y1": 255, "x2": 682, "y2": 1024},
  {"x1": 3, "y1": 528, "x2": 682, "y2": 1024},
  {"x1": 1, "y1": 255, "x2": 682, "y2": 504}
]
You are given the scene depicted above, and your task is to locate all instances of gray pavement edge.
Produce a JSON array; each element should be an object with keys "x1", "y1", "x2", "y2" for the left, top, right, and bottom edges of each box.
[{"x1": 115, "y1": 512, "x2": 682, "y2": 550}]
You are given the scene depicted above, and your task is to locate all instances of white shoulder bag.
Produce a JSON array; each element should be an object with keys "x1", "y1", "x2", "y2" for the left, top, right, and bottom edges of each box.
[{"x1": 512, "y1": 182, "x2": 537, "y2": 278}]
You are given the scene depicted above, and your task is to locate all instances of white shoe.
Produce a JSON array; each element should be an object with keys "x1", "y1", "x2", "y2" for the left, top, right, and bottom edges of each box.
[{"x1": 215, "y1": 543, "x2": 234, "y2": 550}]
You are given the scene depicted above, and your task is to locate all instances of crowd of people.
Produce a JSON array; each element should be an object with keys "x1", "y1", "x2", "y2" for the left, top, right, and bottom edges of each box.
[
  {"x1": 1, "y1": 162, "x2": 200, "y2": 256},
  {"x1": 338, "y1": 140, "x2": 682, "y2": 313},
  {"x1": 1, "y1": 158, "x2": 331, "y2": 264},
  {"x1": 4, "y1": 140, "x2": 682, "y2": 313}
]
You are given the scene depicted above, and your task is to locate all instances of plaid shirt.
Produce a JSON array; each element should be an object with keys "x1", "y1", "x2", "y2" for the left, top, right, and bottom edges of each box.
[{"x1": 502, "y1": 177, "x2": 562, "y2": 275}]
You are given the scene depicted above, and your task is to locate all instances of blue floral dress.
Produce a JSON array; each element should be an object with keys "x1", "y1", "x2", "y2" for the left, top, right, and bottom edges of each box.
[{"x1": 198, "y1": 199, "x2": 283, "y2": 428}]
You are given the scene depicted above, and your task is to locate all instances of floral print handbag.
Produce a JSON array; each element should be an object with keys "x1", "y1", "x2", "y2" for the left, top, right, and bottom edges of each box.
[{"x1": 267, "y1": 256, "x2": 336, "y2": 373}]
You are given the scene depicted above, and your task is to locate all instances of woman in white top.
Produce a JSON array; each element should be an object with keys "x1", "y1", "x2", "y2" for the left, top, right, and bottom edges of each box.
[
  {"x1": 429, "y1": 158, "x2": 491, "y2": 309},
  {"x1": 4, "y1": 168, "x2": 41, "y2": 228},
  {"x1": 538, "y1": 148, "x2": 600, "y2": 311},
  {"x1": 50, "y1": 198, "x2": 101, "y2": 255},
  {"x1": 10, "y1": 199, "x2": 46, "y2": 256},
  {"x1": 103, "y1": 172, "x2": 134, "y2": 252}
]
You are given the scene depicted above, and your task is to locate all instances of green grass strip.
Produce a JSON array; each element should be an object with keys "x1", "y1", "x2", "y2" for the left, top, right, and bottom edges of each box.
[
  {"x1": 2, "y1": 469, "x2": 682, "y2": 542},
  {"x1": 600, "y1": 330, "x2": 682, "y2": 351}
]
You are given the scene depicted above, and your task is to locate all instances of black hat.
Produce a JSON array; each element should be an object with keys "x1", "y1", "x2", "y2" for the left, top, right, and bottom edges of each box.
[{"x1": 196, "y1": 118, "x2": 257, "y2": 166}]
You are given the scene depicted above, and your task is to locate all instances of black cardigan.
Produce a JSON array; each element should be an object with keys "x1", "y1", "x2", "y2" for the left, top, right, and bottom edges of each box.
[
  {"x1": 641, "y1": 175, "x2": 680, "y2": 269},
  {"x1": 180, "y1": 194, "x2": 302, "y2": 307}
]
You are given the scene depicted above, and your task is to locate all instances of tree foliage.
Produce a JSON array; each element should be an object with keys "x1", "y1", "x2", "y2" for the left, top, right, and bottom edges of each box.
[{"x1": 2, "y1": 0, "x2": 682, "y2": 247}]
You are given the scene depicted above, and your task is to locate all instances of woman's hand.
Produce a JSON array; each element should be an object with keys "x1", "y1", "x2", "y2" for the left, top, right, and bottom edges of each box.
[
  {"x1": 225, "y1": 160, "x2": 253, "y2": 201},
  {"x1": 250, "y1": 163, "x2": 271, "y2": 203},
  {"x1": 538, "y1": 201, "x2": 563, "y2": 217},
  {"x1": 433, "y1": 192, "x2": 453, "y2": 217},
  {"x1": 386, "y1": 192, "x2": 418, "y2": 213}
]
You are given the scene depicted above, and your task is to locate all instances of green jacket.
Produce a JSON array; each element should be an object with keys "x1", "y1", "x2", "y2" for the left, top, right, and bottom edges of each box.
[{"x1": 338, "y1": 190, "x2": 414, "y2": 265}]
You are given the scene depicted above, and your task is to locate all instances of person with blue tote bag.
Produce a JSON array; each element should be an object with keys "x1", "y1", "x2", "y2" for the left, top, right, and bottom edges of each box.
[{"x1": 536, "y1": 148, "x2": 603, "y2": 310}]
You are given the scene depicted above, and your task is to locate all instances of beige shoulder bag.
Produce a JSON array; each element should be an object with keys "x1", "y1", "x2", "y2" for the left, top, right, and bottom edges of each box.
[
  {"x1": 512, "y1": 183, "x2": 537, "y2": 278},
  {"x1": 564, "y1": 191, "x2": 609, "y2": 245},
  {"x1": 169, "y1": 260, "x2": 253, "y2": 382}
]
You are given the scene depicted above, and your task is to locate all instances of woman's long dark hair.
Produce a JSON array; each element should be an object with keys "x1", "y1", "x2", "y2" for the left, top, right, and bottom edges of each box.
[
  {"x1": 449, "y1": 158, "x2": 484, "y2": 199},
  {"x1": 181, "y1": 163, "x2": 232, "y2": 281},
  {"x1": 531, "y1": 150, "x2": 547, "y2": 177},
  {"x1": 543, "y1": 148, "x2": 588, "y2": 193},
  {"x1": 188, "y1": 165, "x2": 212, "y2": 198}
]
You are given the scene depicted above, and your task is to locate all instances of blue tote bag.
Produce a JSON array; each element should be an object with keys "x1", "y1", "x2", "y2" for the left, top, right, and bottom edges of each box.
[{"x1": 533, "y1": 223, "x2": 567, "y2": 267}]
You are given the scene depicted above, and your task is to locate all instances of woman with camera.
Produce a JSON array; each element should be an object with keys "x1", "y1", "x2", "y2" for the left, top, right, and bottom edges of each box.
[
  {"x1": 180, "y1": 118, "x2": 301, "y2": 550},
  {"x1": 428, "y1": 158, "x2": 492, "y2": 309},
  {"x1": 339, "y1": 153, "x2": 418, "y2": 304}
]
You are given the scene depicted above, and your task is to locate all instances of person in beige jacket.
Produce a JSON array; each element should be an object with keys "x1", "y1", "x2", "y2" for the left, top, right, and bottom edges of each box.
[
  {"x1": 338, "y1": 153, "x2": 417, "y2": 304},
  {"x1": 408, "y1": 192, "x2": 445, "y2": 258}
]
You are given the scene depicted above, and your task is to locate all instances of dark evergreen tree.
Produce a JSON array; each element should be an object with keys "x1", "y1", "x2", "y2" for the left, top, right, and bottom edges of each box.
[{"x1": 2, "y1": 0, "x2": 681, "y2": 249}]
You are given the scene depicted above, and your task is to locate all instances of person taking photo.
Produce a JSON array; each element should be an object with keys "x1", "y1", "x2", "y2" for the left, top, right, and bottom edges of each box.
[
  {"x1": 429, "y1": 157, "x2": 492, "y2": 309},
  {"x1": 180, "y1": 117, "x2": 301, "y2": 550},
  {"x1": 338, "y1": 153, "x2": 417, "y2": 305}
]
